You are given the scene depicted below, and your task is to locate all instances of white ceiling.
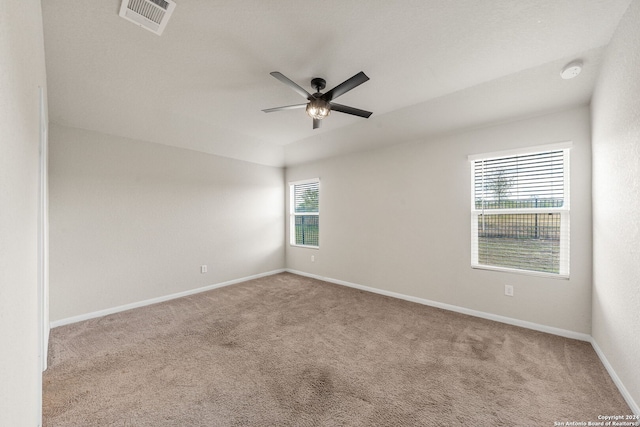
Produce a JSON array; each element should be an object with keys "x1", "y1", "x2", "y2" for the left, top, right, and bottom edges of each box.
[{"x1": 42, "y1": 0, "x2": 632, "y2": 167}]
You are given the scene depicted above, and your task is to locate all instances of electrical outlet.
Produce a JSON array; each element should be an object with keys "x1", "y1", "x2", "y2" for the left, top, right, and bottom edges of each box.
[
  {"x1": 311, "y1": 255, "x2": 315, "y2": 262},
  {"x1": 505, "y1": 285, "x2": 514, "y2": 297},
  {"x1": 201, "y1": 265, "x2": 207, "y2": 274}
]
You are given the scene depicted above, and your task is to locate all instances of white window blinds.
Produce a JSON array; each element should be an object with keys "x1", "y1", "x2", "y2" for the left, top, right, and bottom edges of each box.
[{"x1": 470, "y1": 145, "x2": 570, "y2": 277}]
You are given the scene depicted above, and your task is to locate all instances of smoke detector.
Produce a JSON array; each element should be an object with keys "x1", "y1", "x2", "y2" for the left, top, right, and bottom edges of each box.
[
  {"x1": 560, "y1": 60, "x2": 583, "y2": 79},
  {"x1": 119, "y1": 0, "x2": 176, "y2": 36}
]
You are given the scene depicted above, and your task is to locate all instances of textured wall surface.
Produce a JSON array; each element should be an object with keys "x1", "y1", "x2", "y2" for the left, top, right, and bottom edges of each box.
[
  {"x1": 0, "y1": 1, "x2": 48, "y2": 425},
  {"x1": 287, "y1": 107, "x2": 593, "y2": 334},
  {"x1": 49, "y1": 124, "x2": 285, "y2": 322},
  {"x1": 591, "y1": 0, "x2": 640, "y2": 413}
]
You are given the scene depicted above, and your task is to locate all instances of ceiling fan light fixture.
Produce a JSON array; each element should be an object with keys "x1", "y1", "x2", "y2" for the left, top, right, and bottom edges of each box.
[{"x1": 306, "y1": 98, "x2": 331, "y2": 120}]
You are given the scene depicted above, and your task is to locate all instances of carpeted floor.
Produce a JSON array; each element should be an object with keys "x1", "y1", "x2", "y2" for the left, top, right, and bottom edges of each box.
[{"x1": 43, "y1": 272, "x2": 631, "y2": 426}]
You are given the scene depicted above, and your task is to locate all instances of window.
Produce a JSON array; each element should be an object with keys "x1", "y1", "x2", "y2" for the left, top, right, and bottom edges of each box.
[
  {"x1": 469, "y1": 143, "x2": 571, "y2": 277},
  {"x1": 289, "y1": 178, "x2": 319, "y2": 248}
]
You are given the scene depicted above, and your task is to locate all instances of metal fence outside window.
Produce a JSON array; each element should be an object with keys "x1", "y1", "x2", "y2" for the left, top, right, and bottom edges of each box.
[
  {"x1": 477, "y1": 213, "x2": 561, "y2": 273},
  {"x1": 294, "y1": 215, "x2": 319, "y2": 247}
]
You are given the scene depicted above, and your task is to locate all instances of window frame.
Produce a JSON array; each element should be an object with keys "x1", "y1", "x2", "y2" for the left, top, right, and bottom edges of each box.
[
  {"x1": 468, "y1": 142, "x2": 571, "y2": 279},
  {"x1": 289, "y1": 178, "x2": 320, "y2": 249}
]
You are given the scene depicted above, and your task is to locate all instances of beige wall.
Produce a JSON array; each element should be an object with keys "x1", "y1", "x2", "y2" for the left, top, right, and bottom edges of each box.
[
  {"x1": 592, "y1": 0, "x2": 640, "y2": 413},
  {"x1": 286, "y1": 106, "x2": 593, "y2": 334},
  {"x1": 49, "y1": 124, "x2": 285, "y2": 322},
  {"x1": 0, "y1": 1, "x2": 48, "y2": 425}
]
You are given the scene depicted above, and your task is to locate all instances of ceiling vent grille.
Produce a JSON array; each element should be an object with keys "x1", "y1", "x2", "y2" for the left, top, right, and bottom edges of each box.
[{"x1": 119, "y1": 0, "x2": 176, "y2": 35}]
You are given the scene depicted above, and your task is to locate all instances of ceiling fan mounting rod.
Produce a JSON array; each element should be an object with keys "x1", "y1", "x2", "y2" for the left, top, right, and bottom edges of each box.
[{"x1": 310, "y1": 77, "x2": 326, "y2": 93}]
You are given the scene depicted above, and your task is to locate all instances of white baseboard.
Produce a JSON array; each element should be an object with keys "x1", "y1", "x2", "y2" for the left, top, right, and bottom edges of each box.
[
  {"x1": 591, "y1": 338, "x2": 640, "y2": 416},
  {"x1": 50, "y1": 269, "x2": 285, "y2": 328},
  {"x1": 286, "y1": 269, "x2": 591, "y2": 341}
]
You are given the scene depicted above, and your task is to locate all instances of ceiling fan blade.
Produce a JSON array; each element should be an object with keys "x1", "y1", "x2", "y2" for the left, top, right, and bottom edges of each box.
[
  {"x1": 270, "y1": 72, "x2": 312, "y2": 99},
  {"x1": 313, "y1": 118, "x2": 321, "y2": 129},
  {"x1": 329, "y1": 103, "x2": 372, "y2": 118},
  {"x1": 322, "y1": 71, "x2": 369, "y2": 101},
  {"x1": 262, "y1": 103, "x2": 308, "y2": 113}
]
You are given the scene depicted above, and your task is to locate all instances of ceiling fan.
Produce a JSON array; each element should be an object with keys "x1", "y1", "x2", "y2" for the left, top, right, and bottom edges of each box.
[{"x1": 262, "y1": 71, "x2": 372, "y2": 129}]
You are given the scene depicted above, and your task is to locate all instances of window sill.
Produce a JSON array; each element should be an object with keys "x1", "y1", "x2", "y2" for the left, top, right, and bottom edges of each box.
[
  {"x1": 471, "y1": 264, "x2": 569, "y2": 280},
  {"x1": 290, "y1": 244, "x2": 319, "y2": 250}
]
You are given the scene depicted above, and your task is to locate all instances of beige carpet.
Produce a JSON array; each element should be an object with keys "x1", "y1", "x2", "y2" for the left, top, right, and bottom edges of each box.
[{"x1": 43, "y1": 272, "x2": 631, "y2": 426}]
